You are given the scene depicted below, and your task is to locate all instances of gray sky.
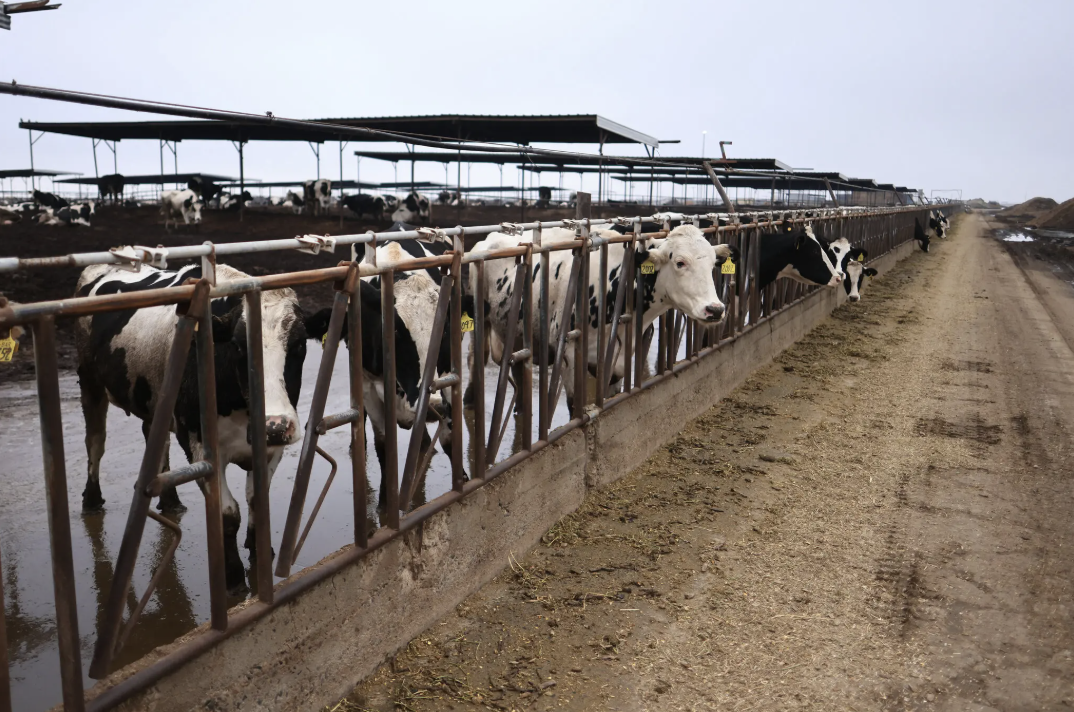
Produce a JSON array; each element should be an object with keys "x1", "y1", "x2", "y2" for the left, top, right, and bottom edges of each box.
[{"x1": 2, "y1": 0, "x2": 1071, "y2": 203}]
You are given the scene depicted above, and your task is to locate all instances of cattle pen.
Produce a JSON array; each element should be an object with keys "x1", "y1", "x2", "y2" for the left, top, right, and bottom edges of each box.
[{"x1": 0, "y1": 81, "x2": 947, "y2": 712}]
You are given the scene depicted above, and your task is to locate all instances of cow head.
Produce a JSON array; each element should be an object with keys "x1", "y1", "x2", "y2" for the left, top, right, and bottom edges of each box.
[
  {"x1": 782, "y1": 223, "x2": 844, "y2": 286},
  {"x1": 183, "y1": 195, "x2": 203, "y2": 224},
  {"x1": 211, "y1": 288, "x2": 306, "y2": 447},
  {"x1": 914, "y1": 219, "x2": 931, "y2": 253},
  {"x1": 841, "y1": 249, "x2": 876, "y2": 302},
  {"x1": 639, "y1": 224, "x2": 731, "y2": 323}
]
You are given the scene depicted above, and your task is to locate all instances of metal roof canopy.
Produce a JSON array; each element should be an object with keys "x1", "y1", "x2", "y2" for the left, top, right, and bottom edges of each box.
[
  {"x1": 19, "y1": 114, "x2": 659, "y2": 147},
  {"x1": 612, "y1": 174, "x2": 909, "y2": 192},
  {"x1": 56, "y1": 172, "x2": 236, "y2": 185},
  {"x1": 356, "y1": 150, "x2": 789, "y2": 171},
  {"x1": 0, "y1": 168, "x2": 82, "y2": 178}
]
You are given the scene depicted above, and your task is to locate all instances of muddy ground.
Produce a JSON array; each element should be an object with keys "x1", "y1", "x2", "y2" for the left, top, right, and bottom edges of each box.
[{"x1": 329, "y1": 213, "x2": 1074, "y2": 712}]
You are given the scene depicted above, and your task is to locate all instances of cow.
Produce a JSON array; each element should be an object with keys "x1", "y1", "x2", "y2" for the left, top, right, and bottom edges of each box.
[
  {"x1": 161, "y1": 189, "x2": 203, "y2": 230},
  {"x1": 536, "y1": 186, "x2": 553, "y2": 209},
  {"x1": 758, "y1": 221, "x2": 848, "y2": 290},
  {"x1": 284, "y1": 190, "x2": 305, "y2": 214},
  {"x1": 929, "y1": 210, "x2": 948, "y2": 239},
  {"x1": 33, "y1": 190, "x2": 68, "y2": 211},
  {"x1": 914, "y1": 219, "x2": 931, "y2": 252},
  {"x1": 98, "y1": 174, "x2": 125, "y2": 203},
  {"x1": 304, "y1": 238, "x2": 470, "y2": 511},
  {"x1": 74, "y1": 261, "x2": 309, "y2": 592},
  {"x1": 222, "y1": 190, "x2": 252, "y2": 211},
  {"x1": 391, "y1": 192, "x2": 432, "y2": 224},
  {"x1": 0, "y1": 206, "x2": 20, "y2": 224},
  {"x1": 342, "y1": 193, "x2": 387, "y2": 220},
  {"x1": 839, "y1": 248, "x2": 877, "y2": 302},
  {"x1": 471, "y1": 224, "x2": 735, "y2": 410},
  {"x1": 35, "y1": 202, "x2": 95, "y2": 227},
  {"x1": 303, "y1": 179, "x2": 332, "y2": 217},
  {"x1": 187, "y1": 176, "x2": 223, "y2": 204}
]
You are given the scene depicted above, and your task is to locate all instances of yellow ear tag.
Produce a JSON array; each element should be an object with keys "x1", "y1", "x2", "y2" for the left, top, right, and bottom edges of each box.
[
  {"x1": 0, "y1": 337, "x2": 17, "y2": 363},
  {"x1": 721, "y1": 260, "x2": 736, "y2": 275},
  {"x1": 460, "y1": 313, "x2": 475, "y2": 333},
  {"x1": 857, "y1": 255, "x2": 865, "y2": 263},
  {"x1": 640, "y1": 261, "x2": 655, "y2": 275},
  {"x1": 321, "y1": 333, "x2": 327, "y2": 347}
]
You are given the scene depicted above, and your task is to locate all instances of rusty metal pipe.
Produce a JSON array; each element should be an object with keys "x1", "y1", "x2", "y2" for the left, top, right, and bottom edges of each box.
[
  {"x1": 244, "y1": 289, "x2": 274, "y2": 603},
  {"x1": 145, "y1": 460, "x2": 213, "y2": 497}
]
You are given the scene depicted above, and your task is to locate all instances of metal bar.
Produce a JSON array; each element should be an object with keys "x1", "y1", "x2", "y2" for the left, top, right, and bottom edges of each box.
[
  {"x1": 702, "y1": 161, "x2": 735, "y2": 213},
  {"x1": 146, "y1": 460, "x2": 213, "y2": 496},
  {"x1": 472, "y1": 260, "x2": 487, "y2": 480},
  {"x1": 195, "y1": 286, "x2": 228, "y2": 631},
  {"x1": 32, "y1": 316, "x2": 86, "y2": 710},
  {"x1": 602, "y1": 240, "x2": 631, "y2": 398},
  {"x1": 399, "y1": 274, "x2": 453, "y2": 511},
  {"x1": 449, "y1": 234, "x2": 465, "y2": 492},
  {"x1": 545, "y1": 251, "x2": 581, "y2": 431},
  {"x1": 276, "y1": 271, "x2": 354, "y2": 575},
  {"x1": 292, "y1": 447, "x2": 338, "y2": 561},
  {"x1": 348, "y1": 266, "x2": 367, "y2": 548},
  {"x1": 245, "y1": 289, "x2": 274, "y2": 603},
  {"x1": 594, "y1": 242, "x2": 608, "y2": 407},
  {"x1": 573, "y1": 233, "x2": 589, "y2": 419},
  {"x1": 381, "y1": 274, "x2": 399, "y2": 529},
  {"x1": 318, "y1": 409, "x2": 361, "y2": 434},
  {"x1": 537, "y1": 227, "x2": 550, "y2": 440},
  {"x1": 88, "y1": 283, "x2": 204, "y2": 678},
  {"x1": 519, "y1": 246, "x2": 533, "y2": 452},
  {"x1": 114, "y1": 511, "x2": 183, "y2": 655}
]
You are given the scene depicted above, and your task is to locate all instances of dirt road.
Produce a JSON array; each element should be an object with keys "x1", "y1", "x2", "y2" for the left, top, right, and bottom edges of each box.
[{"x1": 331, "y1": 213, "x2": 1074, "y2": 712}]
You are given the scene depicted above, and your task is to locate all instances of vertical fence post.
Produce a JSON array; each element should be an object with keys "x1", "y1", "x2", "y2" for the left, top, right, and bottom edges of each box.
[
  {"x1": 473, "y1": 260, "x2": 487, "y2": 479},
  {"x1": 450, "y1": 231, "x2": 466, "y2": 489},
  {"x1": 245, "y1": 289, "x2": 274, "y2": 603},
  {"x1": 520, "y1": 244, "x2": 534, "y2": 451},
  {"x1": 537, "y1": 225, "x2": 550, "y2": 441},
  {"x1": 32, "y1": 316, "x2": 85, "y2": 711},
  {"x1": 348, "y1": 259, "x2": 367, "y2": 548},
  {"x1": 381, "y1": 274, "x2": 399, "y2": 529}
]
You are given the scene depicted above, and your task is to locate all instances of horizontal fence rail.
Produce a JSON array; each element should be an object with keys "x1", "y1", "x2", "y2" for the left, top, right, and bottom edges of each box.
[{"x1": 0, "y1": 204, "x2": 945, "y2": 711}]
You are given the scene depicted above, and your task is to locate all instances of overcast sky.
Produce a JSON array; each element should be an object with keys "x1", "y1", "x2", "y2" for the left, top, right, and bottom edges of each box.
[{"x1": 2, "y1": 0, "x2": 1071, "y2": 204}]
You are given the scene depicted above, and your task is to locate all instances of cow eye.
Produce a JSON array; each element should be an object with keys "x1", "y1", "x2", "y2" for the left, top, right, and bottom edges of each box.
[{"x1": 675, "y1": 260, "x2": 686, "y2": 269}]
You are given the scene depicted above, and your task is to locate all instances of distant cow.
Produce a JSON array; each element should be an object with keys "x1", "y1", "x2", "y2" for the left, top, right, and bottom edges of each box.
[
  {"x1": 75, "y1": 262, "x2": 310, "y2": 593},
  {"x1": 36, "y1": 201, "x2": 95, "y2": 227},
  {"x1": 33, "y1": 190, "x2": 68, "y2": 210},
  {"x1": 98, "y1": 174, "x2": 125, "y2": 203},
  {"x1": 914, "y1": 219, "x2": 931, "y2": 252},
  {"x1": 161, "y1": 189, "x2": 203, "y2": 230},
  {"x1": 303, "y1": 179, "x2": 332, "y2": 217},
  {"x1": 284, "y1": 190, "x2": 305, "y2": 214},
  {"x1": 840, "y1": 248, "x2": 878, "y2": 302},
  {"x1": 342, "y1": 193, "x2": 387, "y2": 220},
  {"x1": 929, "y1": 210, "x2": 948, "y2": 239},
  {"x1": 188, "y1": 176, "x2": 223, "y2": 204},
  {"x1": 222, "y1": 190, "x2": 252, "y2": 211},
  {"x1": 536, "y1": 186, "x2": 553, "y2": 209},
  {"x1": 391, "y1": 191, "x2": 431, "y2": 224}
]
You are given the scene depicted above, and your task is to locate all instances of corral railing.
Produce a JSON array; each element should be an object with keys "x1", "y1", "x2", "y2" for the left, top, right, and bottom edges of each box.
[{"x1": 0, "y1": 204, "x2": 938, "y2": 711}]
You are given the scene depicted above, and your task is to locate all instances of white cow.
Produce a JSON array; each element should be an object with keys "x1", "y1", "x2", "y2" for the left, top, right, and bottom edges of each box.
[{"x1": 161, "y1": 189, "x2": 203, "y2": 230}]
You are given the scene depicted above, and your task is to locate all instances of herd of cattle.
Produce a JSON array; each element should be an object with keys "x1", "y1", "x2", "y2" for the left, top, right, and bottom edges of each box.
[{"x1": 1, "y1": 208, "x2": 951, "y2": 592}]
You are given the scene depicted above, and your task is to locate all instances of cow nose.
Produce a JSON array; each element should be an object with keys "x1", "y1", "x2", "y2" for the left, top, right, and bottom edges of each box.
[
  {"x1": 849, "y1": 295, "x2": 860, "y2": 302},
  {"x1": 704, "y1": 304, "x2": 725, "y2": 322},
  {"x1": 265, "y1": 416, "x2": 297, "y2": 446}
]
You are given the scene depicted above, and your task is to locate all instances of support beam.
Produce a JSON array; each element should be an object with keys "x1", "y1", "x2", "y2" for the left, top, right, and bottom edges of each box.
[
  {"x1": 822, "y1": 177, "x2": 840, "y2": 208},
  {"x1": 701, "y1": 161, "x2": 735, "y2": 213}
]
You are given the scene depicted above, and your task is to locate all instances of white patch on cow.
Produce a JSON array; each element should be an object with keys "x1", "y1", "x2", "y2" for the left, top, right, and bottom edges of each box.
[{"x1": 845, "y1": 260, "x2": 864, "y2": 301}]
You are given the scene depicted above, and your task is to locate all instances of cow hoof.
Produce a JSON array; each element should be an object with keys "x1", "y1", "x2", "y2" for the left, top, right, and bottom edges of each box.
[
  {"x1": 156, "y1": 492, "x2": 187, "y2": 515},
  {"x1": 82, "y1": 500, "x2": 105, "y2": 514}
]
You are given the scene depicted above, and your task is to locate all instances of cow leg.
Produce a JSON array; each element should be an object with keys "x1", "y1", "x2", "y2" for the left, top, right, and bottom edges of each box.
[
  {"x1": 141, "y1": 421, "x2": 187, "y2": 514},
  {"x1": 197, "y1": 464, "x2": 247, "y2": 594},
  {"x1": 78, "y1": 364, "x2": 108, "y2": 512},
  {"x1": 244, "y1": 448, "x2": 282, "y2": 562},
  {"x1": 363, "y1": 389, "x2": 391, "y2": 511}
]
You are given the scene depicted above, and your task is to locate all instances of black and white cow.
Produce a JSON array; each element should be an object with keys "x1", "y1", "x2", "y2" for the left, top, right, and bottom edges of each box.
[
  {"x1": 39, "y1": 202, "x2": 96, "y2": 227},
  {"x1": 75, "y1": 262, "x2": 309, "y2": 592},
  {"x1": 839, "y1": 248, "x2": 877, "y2": 302},
  {"x1": 161, "y1": 189, "x2": 203, "y2": 230},
  {"x1": 928, "y1": 210, "x2": 948, "y2": 239},
  {"x1": 342, "y1": 193, "x2": 387, "y2": 220},
  {"x1": 221, "y1": 190, "x2": 252, "y2": 212},
  {"x1": 303, "y1": 179, "x2": 332, "y2": 217},
  {"x1": 471, "y1": 224, "x2": 735, "y2": 409},
  {"x1": 391, "y1": 192, "x2": 431, "y2": 224},
  {"x1": 304, "y1": 238, "x2": 469, "y2": 510},
  {"x1": 284, "y1": 190, "x2": 305, "y2": 214},
  {"x1": 187, "y1": 176, "x2": 223, "y2": 205},
  {"x1": 98, "y1": 174, "x2": 125, "y2": 203},
  {"x1": 33, "y1": 190, "x2": 68, "y2": 211},
  {"x1": 758, "y1": 221, "x2": 849, "y2": 290},
  {"x1": 914, "y1": 219, "x2": 931, "y2": 253}
]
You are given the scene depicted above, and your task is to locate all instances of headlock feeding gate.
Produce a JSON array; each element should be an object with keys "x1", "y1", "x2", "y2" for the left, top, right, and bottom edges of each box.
[{"x1": 0, "y1": 203, "x2": 940, "y2": 711}]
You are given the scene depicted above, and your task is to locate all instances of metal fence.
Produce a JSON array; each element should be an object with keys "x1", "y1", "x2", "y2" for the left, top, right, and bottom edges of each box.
[{"x1": 0, "y1": 204, "x2": 933, "y2": 711}]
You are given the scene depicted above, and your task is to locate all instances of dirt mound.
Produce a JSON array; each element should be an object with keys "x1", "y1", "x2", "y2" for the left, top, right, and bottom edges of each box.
[
  {"x1": 965, "y1": 198, "x2": 1004, "y2": 209},
  {"x1": 1030, "y1": 196, "x2": 1074, "y2": 231},
  {"x1": 997, "y1": 197, "x2": 1058, "y2": 221}
]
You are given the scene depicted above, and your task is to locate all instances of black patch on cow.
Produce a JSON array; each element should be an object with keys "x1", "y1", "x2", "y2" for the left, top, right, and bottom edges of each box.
[
  {"x1": 554, "y1": 263, "x2": 563, "y2": 279},
  {"x1": 133, "y1": 376, "x2": 153, "y2": 415},
  {"x1": 758, "y1": 227, "x2": 835, "y2": 288}
]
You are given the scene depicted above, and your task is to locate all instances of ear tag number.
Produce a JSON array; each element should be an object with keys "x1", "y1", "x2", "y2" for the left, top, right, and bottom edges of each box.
[
  {"x1": 721, "y1": 260, "x2": 736, "y2": 275},
  {"x1": 857, "y1": 255, "x2": 865, "y2": 263},
  {"x1": 460, "y1": 313, "x2": 475, "y2": 333},
  {"x1": 0, "y1": 337, "x2": 17, "y2": 363},
  {"x1": 321, "y1": 333, "x2": 328, "y2": 347},
  {"x1": 640, "y1": 262, "x2": 655, "y2": 275}
]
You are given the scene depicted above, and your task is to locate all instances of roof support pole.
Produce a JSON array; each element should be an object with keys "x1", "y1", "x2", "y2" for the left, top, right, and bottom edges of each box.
[
  {"x1": 597, "y1": 130, "x2": 606, "y2": 206},
  {"x1": 26, "y1": 129, "x2": 34, "y2": 192},
  {"x1": 91, "y1": 138, "x2": 99, "y2": 181},
  {"x1": 159, "y1": 139, "x2": 165, "y2": 195},
  {"x1": 702, "y1": 161, "x2": 735, "y2": 214},
  {"x1": 338, "y1": 138, "x2": 347, "y2": 229},
  {"x1": 356, "y1": 156, "x2": 361, "y2": 195},
  {"x1": 822, "y1": 177, "x2": 840, "y2": 208}
]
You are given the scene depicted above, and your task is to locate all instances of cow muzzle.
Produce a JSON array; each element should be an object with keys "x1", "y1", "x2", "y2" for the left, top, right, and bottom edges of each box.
[
  {"x1": 265, "y1": 416, "x2": 298, "y2": 446},
  {"x1": 827, "y1": 272, "x2": 844, "y2": 287},
  {"x1": 848, "y1": 294, "x2": 860, "y2": 303},
  {"x1": 703, "y1": 304, "x2": 726, "y2": 322}
]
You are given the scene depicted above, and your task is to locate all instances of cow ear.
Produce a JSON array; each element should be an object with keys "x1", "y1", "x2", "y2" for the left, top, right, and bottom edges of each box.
[
  {"x1": 184, "y1": 197, "x2": 193, "y2": 209},
  {"x1": 211, "y1": 314, "x2": 234, "y2": 343},
  {"x1": 713, "y1": 243, "x2": 739, "y2": 264},
  {"x1": 303, "y1": 308, "x2": 333, "y2": 342},
  {"x1": 358, "y1": 279, "x2": 382, "y2": 312},
  {"x1": 864, "y1": 268, "x2": 878, "y2": 277},
  {"x1": 645, "y1": 241, "x2": 671, "y2": 267}
]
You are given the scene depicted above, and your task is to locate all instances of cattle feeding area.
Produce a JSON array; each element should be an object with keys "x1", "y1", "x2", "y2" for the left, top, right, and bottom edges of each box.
[{"x1": 0, "y1": 198, "x2": 940, "y2": 711}]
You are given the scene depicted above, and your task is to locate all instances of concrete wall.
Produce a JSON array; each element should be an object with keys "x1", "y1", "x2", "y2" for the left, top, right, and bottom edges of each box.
[{"x1": 84, "y1": 237, "x2": 920, "y2": 712}]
